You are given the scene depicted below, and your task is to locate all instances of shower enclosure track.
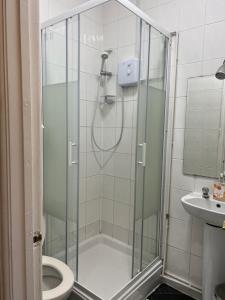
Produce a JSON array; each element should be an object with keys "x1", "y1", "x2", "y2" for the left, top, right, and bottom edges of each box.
[{"x1": 41, "y1": 0, "x2": 170, "y2": 38}]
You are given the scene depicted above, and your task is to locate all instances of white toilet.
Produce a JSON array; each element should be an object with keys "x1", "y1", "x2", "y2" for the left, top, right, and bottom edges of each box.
[
  {"x1": 42, "y1": 217, "x2": 74, "y2": 300},
  {"x1": 42, "y1": 256, "x2": 74, "y2": 300}
]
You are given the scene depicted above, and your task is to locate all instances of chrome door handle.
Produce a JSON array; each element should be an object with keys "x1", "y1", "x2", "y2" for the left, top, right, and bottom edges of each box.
[
  {"x1": 69, "y1": 141, "x2": 78, "y2": 165},
  {"x1": 137, "y1": 142, "x2": 146, "y2": 167}
]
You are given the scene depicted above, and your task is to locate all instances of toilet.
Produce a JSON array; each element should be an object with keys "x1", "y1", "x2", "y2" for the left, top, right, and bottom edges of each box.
[
  {"x1": 42, "y1": 217, "x2": 74, "y2": 300},
  {"x1": 42, "y1": 256, "x2": 74, "y2": 300}
]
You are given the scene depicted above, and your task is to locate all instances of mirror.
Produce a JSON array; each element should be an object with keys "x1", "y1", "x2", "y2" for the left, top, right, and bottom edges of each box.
[{"x1": 183, "y1": 75, "x2": 225, "y2": 178}]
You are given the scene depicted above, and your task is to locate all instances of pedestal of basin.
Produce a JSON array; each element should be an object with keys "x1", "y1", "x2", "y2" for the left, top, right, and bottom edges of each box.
[
  {"x1": 203, "y1": 223, "x2": 225, "y2": 300},
  {"x1": 181, "y1": 193, "x2": 225, "y2": 300}
]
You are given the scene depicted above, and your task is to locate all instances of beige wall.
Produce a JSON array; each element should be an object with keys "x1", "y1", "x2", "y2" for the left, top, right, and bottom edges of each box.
[{"x1": 0, "y1": 0, "x2": 42, "y2": 299}]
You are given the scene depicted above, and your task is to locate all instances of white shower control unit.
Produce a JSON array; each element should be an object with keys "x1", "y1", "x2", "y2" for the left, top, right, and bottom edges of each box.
[{"x1": 118, "y1": 58, "x2": 139, "y2": 87}]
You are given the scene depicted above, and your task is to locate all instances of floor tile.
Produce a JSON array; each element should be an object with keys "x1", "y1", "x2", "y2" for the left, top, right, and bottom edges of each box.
[{"x1": 147, "y1": 284, "x2": 194, "y2": 300}]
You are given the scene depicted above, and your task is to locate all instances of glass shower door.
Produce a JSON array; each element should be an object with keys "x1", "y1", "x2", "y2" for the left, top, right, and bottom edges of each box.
[
  {"x1": 42, "y1": 21, "x2": 68, "y2": 263},
  {"x1": 133, "y1": 22, "x2": 168, "y2": 276},
  {"x1": 142, "y1": 27, "x2": 168, "y2": 269},
  {"x1": 42, "y1": 16, "x2": 79, "y2": 279},
  {"x1": 67, "y1": 16, "x2": 79, "y2": 278},
  {"x1": 132, "y1": 20, "x2": 150, "y2": 276}
]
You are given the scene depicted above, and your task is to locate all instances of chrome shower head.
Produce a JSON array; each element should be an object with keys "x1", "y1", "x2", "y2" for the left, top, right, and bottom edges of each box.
[
  {"x1": 215, "y1": 60, "x2": 225, "y2": 80},
  {"x1": 100, "y1": 50, "x2": 112, "y2": 77}
]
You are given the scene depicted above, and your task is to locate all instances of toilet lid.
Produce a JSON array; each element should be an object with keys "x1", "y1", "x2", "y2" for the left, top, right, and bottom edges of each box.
[{"x1": 42, "y1": 256, "x2": 74, "y2": 300}]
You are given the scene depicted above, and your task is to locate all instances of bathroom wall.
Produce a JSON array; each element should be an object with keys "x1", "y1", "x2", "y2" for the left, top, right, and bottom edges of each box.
[
  {"x1": 79, "y1": 1, "x2": 141, "y2": 245},
  {"x1": 99, "y1": 1, "x2": 139, "y2": 245},
  {"x1": 77, "y1": 7, "x2": 104, "y2": 242},
  {"x1": 70, "y1": 2, "x2": 139, "y2": 245},
  {"x1": 40, "y1": 0, "x2": 88, "y2": 22},
  {"x1": 40, "y1": 0, "x2": 137, "y2": 22},
  {"x1": 137, "y1": 0, "x2": 225, "y2": 290},
  {"x1": 78, "y1": 2, "x2": 139, "y2": 245}
]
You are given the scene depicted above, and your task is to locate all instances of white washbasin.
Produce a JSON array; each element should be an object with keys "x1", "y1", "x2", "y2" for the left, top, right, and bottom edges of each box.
[{"x1": 181, "y1": 193, "x2": 225, "y2": 227}]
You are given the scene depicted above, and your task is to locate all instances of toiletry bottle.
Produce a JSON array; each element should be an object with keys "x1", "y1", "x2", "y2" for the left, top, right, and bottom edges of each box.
[{"x1": 213, "y1": 173, "x2": 225, "y2": 201}]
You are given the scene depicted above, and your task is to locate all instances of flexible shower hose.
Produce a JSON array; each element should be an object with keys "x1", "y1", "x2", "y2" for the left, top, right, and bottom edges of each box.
[{"x1": 91, "y1": 77, "x2": 124, "y2": 168}]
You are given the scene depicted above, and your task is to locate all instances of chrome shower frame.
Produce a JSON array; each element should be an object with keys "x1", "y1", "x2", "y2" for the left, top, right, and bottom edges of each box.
[
  {"x1": 41, "y1": 0, "x2": 170, "y2": 37},
  {"x1": 41, "y1": 0, "x2": 176, "y2": 299}
]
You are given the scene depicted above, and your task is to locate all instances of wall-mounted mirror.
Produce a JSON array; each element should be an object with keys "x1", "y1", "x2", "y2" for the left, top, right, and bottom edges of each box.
[{"x1": 183, "y1": 75, "x2": 225, "y2": 178}]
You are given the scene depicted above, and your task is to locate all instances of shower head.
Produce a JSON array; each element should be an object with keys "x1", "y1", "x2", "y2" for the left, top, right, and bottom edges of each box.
[
  {"x1": 100, "y1": 50, "x2": 112, "y2": 77},
  {"x1": 215, "y1": 60, "x2": 225, "y2": 80}
]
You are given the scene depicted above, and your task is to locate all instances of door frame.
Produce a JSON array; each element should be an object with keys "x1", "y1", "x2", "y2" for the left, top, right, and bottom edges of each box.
[{"x1": 0, "y1": 1, "x2": 42, "y2": 299}]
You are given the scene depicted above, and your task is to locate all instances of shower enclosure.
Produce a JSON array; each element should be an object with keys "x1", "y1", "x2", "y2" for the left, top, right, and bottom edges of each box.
[{"x1": 41, "y1": 0, "x2": 171, "y2": 299}]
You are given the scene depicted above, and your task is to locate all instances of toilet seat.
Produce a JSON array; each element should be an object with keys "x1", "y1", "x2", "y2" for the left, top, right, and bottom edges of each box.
[{"x1": 42, "y1": 256, "x2": 74, "y2": 300}]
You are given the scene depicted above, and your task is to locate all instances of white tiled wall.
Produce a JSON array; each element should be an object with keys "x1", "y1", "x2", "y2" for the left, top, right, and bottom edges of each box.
[
  {"x1": 137, "y1": 0, "x2": 225, "y2": 290},
  {"x1": 78, "y1": 6, "x2": 104, "y2": 241},
  {"x1": 40, "y1": 0, "x2": 89, "y2": 22},
  {"x1": 99, "y1": 1, "x2": 139, "y2": 245},
  {"x1": 79, "y1": 2, "x2": 139, "y2": 244}
]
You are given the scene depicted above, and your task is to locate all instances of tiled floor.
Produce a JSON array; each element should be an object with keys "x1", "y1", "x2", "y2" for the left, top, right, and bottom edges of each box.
[
  {"x1": 147, "y1": 284, "x2": 194, "y2": 300},
  {"x1": 68, "y1": 294, "x2": 81, "y2": 300}
]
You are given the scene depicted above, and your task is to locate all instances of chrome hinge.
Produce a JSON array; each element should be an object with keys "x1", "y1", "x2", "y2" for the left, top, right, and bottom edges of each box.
[{"x1": 33, "y1": 231, "x2": 42, "y2": 246}]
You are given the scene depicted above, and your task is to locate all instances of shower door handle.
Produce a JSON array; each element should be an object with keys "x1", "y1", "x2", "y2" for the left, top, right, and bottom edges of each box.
[
  {"x1": 69, "y1": 141, "x2": 78, "y2": 166},
  {"x1": 137, "y1": 143, "x2": 146, "y2": 167}
]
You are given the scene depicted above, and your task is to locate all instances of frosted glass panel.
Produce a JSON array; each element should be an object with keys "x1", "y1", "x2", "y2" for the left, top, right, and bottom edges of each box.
[
  {"x1": 142, "y1": 29, "x2": 167, "y2": 269},
  {"x1": 42, "y1": 21, "x2": 67, "y2": 262},
  {"x1": 142, "y1": 86, "x2": 166, "y2": 268},
  {"x1": 133, "y1": 26, "x2": 167, "y2": 274},
  {"x1": 43, "y1": 84, "x2": 67, "y2": 221},
  {"x1": 42, "y1": 17, "x2": 79, "y2": 274},
  {"x1": 133, "y1": 20, "x2": 150, "y2": 276},
  {"x1": 67, "y1": 16, "x2": 79, "y2": 276}
]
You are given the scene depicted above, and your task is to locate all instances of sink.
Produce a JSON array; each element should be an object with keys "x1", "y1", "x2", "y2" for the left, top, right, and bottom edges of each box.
[
  {"x1": 181, "y1": 193, "x2": 225, "y2": 227},
  {"x1": 182, "y1": 193, "x2": 225, "y2": 300}
]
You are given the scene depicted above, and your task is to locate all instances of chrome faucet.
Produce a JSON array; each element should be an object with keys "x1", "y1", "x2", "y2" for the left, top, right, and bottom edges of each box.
[{"x1": 202, "y1": 187, "x2": 210, "y2": 199}]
